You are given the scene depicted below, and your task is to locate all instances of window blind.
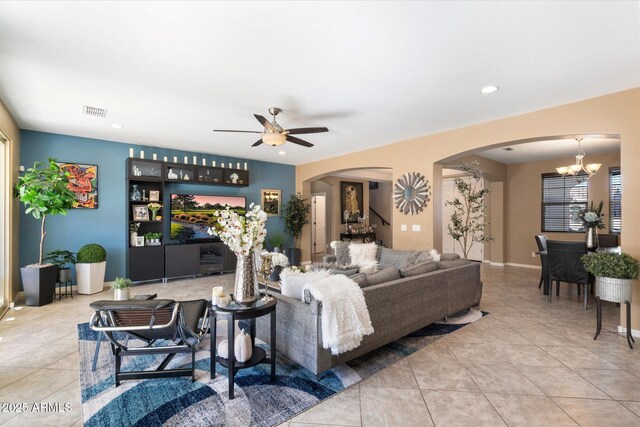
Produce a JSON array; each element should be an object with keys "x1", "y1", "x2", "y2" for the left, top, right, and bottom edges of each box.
[
  {"x1": 541, "y1": 173, "x2": 588, "y2": 232},
  {"x1": 609, "y1": 167, "x2": 621, "y2": 233}
]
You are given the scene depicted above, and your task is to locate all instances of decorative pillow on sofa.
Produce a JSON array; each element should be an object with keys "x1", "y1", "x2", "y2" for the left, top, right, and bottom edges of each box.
[
  {"x1": 280, "y1": 269, "x2": 331, "y2": 301},
  {"x1": 366, "y1": 266, "x2": 401, "y2": 286},
  {"x1": 440, "y1": 253, "x2": 461, "y2": 261},
  {"x1": 437, "y1": 259, "x2": 472, "y2": 269},
  {"x1": 349, "y1": 242, "x2": 379, "y2": 274},
  {"x1": 379, "y1": 248, "x2": 416, "y2": 269},
  {"x1": 349, "y1": 272, "x2": 369, "y2": 288},
  {"x1": 400, "y1": 261, "x2": 438, "y2": 277},
  {"x1": 331, "y1": 267, "x2": 359, "y2": 276},
  {"x1": 330, "y1": 241, "x2": 351, "y2": 266}
]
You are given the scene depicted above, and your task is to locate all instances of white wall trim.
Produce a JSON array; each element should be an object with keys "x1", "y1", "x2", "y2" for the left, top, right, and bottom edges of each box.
[
  {"x1": 482, "y1": 260, "x2": 491, "y2": 264},
  {"x1": 505, "y1": 262, "x2": 541, "y2": 270},
  {"x1": 617, "y1": 325, "x2": 640, "y2": 338},
  {"x1": 490, "y1": 262, "x2": 506, "y2": 267}
]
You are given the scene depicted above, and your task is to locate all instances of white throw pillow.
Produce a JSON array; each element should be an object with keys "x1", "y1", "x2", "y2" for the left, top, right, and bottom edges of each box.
[
  {"x1": 349, "y1": 243, "x2": 379, "y2": 274},
  {"x1": 280, "y1": 269, "x2": 331, "y2": 301},
  {"x1": 429, "y1": 249, "x2": 441, "y2": 262}
]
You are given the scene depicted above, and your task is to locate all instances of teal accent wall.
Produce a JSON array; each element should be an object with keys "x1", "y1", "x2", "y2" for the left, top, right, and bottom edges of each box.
[{"x1": 19, "y1": 130, "x2": 295, "y2": 284}]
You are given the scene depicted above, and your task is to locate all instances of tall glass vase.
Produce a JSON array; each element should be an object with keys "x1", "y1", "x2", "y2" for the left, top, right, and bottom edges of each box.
[
  {"x1": 234, "y1": 254, "x2": 259, "y2": 307},
  {"x1": 585, "y1": 226, "x2": 599, "y2": 252}
]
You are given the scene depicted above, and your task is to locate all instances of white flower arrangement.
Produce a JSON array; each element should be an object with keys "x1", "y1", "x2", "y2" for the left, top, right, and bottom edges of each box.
[
  {"x1": 271, "y1": 252, "x2": 289, "y2": 267},
  {"x1": 209, "y1": 203, "x2": 268, "y2": 256}
]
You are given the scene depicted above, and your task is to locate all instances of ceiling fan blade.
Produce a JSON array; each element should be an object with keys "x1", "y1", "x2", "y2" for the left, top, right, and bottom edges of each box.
[
  {"x1": 213, "y1": 129, "x2": 263, "y2": 134},
  {"x1": 252, "y1": 139, "x2": 263, "y2": 147},
  {"x1": 286, "y1": 127, "x2": 329, "y2": 135},
  {"x1": 286, "y1": 135, "x2": 314, "y2": 148},
  {"x1": 254, "y1": 114, "x2": 276, "y2": 132}
]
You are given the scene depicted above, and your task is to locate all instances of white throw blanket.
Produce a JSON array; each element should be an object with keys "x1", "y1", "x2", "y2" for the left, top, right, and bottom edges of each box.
[{"x1": 303, "y1": 275, "x2": 374, "y2": 355}]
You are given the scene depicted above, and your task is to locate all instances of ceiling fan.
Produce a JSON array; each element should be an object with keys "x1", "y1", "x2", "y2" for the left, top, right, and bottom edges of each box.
[{"x1": 213, "y1": 107, "x2": 328, "y2": 148}]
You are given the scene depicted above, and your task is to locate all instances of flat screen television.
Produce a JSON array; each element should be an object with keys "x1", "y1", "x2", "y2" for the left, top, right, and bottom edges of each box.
[{"x1": 170, "y1": 194, "x2": 246, "y2": 242}]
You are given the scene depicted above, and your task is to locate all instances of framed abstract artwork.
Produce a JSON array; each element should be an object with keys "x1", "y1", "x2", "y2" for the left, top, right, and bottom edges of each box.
[
  {"x1": 340, "y1": 181, "x2": 364, "y2": 223},
  {"x1": 57, "y1": 162, "x2": 98, "y2": 209}
]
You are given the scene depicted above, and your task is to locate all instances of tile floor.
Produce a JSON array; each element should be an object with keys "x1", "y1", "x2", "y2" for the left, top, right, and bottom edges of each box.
[{"x1": 1, "y1": 265, "x2": 639, "y2": 426}]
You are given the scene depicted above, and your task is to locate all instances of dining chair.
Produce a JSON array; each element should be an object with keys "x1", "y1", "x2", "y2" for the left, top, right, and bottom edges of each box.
[
  {"x1": 597, "y1": 233, "x2": 619, "y2": 248},
  {"x1": 546, "y1": 241, "x2": 589, "y2": 309},
  {"x1": 534, "y1": 234, "x2": 548, "y2": 289}
]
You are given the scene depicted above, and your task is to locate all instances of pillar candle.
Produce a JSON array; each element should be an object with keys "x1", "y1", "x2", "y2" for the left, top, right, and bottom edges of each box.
[
  {"x1": 140, "y1": 151, "x2": 145, "y2": 159},
  {"x1": 173, "y1": 156, "x2": 177, "y2": 163},
  {"x1": 221, "y1": 163, "x2": 225, "y2": 168},
  {"x1": 129, "y1": 148, "x2": 134, "y2": 158},
  {"x1": 152, "y1": 153, "x2": 157, "y2": 160},
  {"x1": 193, "y1": 156, "x2": 197, "y2": 165},
  {"x1": 163, "y1": 156, "x2": 168, "y2": 162},
  {"x1": 244, "y1": 162, "x2": 248, "y2": 170},
  {"x1": 236, "y1": 162, "x2": 240, "y2": 170},
  {"x1": 212, "y1": 160, "x2": 216, "y2": 167},
  {"x1": 184, "y1": 156, "x2": 188, "y2": 164},
  {"x1": 202, "y1": 158, "x2": 206, "y2": 166}
]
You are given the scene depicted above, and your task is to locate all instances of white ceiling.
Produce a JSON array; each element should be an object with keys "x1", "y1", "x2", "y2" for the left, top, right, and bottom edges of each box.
[
  {"x1": 478, "y1": 136, "x2": 620, "y2": 164},
  {"x1": 0, "y1": 2, "x2": 638, "y2": 166}
]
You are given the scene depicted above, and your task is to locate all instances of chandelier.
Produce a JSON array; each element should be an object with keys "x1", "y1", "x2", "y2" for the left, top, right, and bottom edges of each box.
[{"x1": 555, "y1": 138, "x2": 601, "y2": 180}]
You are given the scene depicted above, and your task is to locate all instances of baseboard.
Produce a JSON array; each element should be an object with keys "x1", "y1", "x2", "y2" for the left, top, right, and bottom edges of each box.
[
  {"x1": 617, "y1": 325, "x2": 640, "y2": 338},
  {"x1": 482, "y1": 260, "x2": 491, "y2": 264},
  {"x1": 489, "y1": 262, "x2": 505, "y2": 267},
  {"x1": 505, "y1": 262, "x2": 541, "y2": 270}
]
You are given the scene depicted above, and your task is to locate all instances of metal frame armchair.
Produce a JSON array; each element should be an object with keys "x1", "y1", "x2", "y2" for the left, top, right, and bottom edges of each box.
[{"x1": 90, "y1": 299, "x2": 208, "y2": 386}]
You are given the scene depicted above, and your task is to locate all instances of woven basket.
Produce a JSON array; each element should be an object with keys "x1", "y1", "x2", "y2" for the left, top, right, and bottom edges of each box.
[{"x1": 595, "y1": 277, "x2": 633, "y2": 303}]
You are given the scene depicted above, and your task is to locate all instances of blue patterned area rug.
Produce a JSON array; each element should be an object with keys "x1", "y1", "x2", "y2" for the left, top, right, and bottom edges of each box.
[{"x1": 78, "y1": 309, "x2": 485, "y2": 426}]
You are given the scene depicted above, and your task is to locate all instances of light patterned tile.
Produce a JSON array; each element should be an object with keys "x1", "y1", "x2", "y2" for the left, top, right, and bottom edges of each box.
[
  {"x1": 485, "y1": 393, "x2": 577, "y2": 426},
  {"x1": 422, "y1": 390, "x2": 505, "y2": 427},
  {"x1": 553, "y1": 397, "x2": 640, "y2": 427}
]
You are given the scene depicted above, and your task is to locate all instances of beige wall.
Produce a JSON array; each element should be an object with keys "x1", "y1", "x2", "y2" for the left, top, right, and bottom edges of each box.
[
  {"x1": 0, "y1": 99, "x2": 21, "y2": 301},
  {"x1": 506, "y1": 151, "x2": 620, "y2": 267},
  {"x1": 297, "y1": 88, "x2": 640, "y2": 330},
  {"x1": 368, "y1": 181, "x2": 392, "y2": 247}
]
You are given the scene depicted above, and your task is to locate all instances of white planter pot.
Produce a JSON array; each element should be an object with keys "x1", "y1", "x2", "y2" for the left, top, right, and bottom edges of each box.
[
  {"x1": 76, "y1": 261, "x2": 107, "y2": 295},
  {"x1": 595, "y1": 276, "x2": 633, "y2": 303},
  {"x1": 114, "y1": 288, "x2": 130, "y2": 301}
]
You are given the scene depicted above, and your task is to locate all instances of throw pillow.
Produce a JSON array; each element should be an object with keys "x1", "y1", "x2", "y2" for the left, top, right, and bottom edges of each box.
[
  {"x1": 366, "y1": 266, "x2": 401, "y2": 286},
  {"x1": 440, "y1": 253, "x2": 461, "y2": 261},
  {"x1": 400, "y1": 260, "x2": 438, "y2": 277},
  {"x1": 379, "y1": 248, "x2": 416, "y2": 269},
  {"x1": 358, "y1": 260, "x2": 379, "y2": 275},
  {"x1": 437, "y1": 259, "x2": 472, "y2": 269},
  {"x1": 349, "y1": 242, "x2": 379, "y2": 265},
  {"x1": 349, "y1": 272, "x2": 369, "y2": 288},
  {"x1": 280, "y1": 269, "x2": 331, "y2": 301},
  {"x1": 331, "y1": 267, "x2": 359, "y2": 276},
  {"x1": 428, "y1": 249, "x2": 441, "y2": 262},
  {"x1": 330, "y1": 241, "x2": 351, "y2": 266}
]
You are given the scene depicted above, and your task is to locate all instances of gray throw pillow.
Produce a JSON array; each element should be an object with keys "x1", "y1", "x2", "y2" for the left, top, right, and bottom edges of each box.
[
  {"x1": 440, "y1": 253, "x2": 461, "y2": 261},
  {"x1": 333, "y1": 241, "x2": 351, "y2": 266},
  {"x1": 379, "y1": 248, "x2": 416, "y2": 269},
  {"x1": 349, "y1": 272, "x2": 369, "y2": 288},
  {"x1": 366, "y1": 266, "x2": 401, "y2": 286},
  {"x1": 437, "y1": 259, "x2": 472, "y2": 269},
  {"x1": 400, "y1": 260, "x2": 438, "y2": 277},
  {"x1": 332, "y1": 267, "x2": 359, "y2": 276}
]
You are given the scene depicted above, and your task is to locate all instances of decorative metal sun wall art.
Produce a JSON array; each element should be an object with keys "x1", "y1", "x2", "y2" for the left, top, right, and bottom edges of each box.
[{"x1": 393, "y1": 172, "x2": 431, "y2": 215}]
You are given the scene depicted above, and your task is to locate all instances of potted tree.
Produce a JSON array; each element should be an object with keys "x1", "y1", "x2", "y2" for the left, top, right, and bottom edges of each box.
[
  {"x1": 16, "y1": 159, "x2": 76, "y2": 306},
  {"x1": 112, "y1": 277, "x2": 132, "y2": 301},
  {"x1": 76, "y1": 243, "x2": 107, "y2": 294},
  {"x1": 282, "y1": 192, "x2": 310, "y2": 266},
  {"x1": 44, "y1": 250, "x2": 77, "y2": 283}
]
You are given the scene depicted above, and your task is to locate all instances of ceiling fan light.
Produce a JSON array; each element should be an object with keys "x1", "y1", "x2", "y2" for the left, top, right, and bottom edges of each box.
[
  {"x1": 586, "y1": 163, "x2": 602, "y2": 173},
  {"x1": 262, "y1": 132, "x2": 286, "y2": 146},
  {"x1": 556, "y1": 167, "x2": 569, "y2": 175}
]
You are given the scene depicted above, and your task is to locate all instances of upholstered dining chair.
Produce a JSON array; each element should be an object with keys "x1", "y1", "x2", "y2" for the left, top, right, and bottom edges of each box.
[
  {"x1": 90, "y1": 299, "x2": 208, "y2": 386},
  {"x1": 598, "y1": 233, "x2": 619, "y2": 248},
  {"x1": 534, "y1": 234, "x2": 548, "y2": 289},
  {"x1": 546, "y1": 241, "x2": 590, "y2": 309}
]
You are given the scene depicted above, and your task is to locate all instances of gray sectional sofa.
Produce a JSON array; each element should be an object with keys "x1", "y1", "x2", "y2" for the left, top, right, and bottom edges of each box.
[{"x1": 256, "y1": 247, "x2": 482, "y2": 375}]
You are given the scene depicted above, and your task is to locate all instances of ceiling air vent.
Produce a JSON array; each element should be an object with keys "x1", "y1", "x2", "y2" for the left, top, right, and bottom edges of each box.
[{"x1": 82, "y1": 105, "x2": 107, "y2": 118}]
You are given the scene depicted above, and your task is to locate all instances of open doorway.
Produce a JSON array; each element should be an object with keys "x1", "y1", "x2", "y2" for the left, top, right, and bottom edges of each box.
[{"x1": 311, "y1": 193, "x2": 326, "y2": 255}]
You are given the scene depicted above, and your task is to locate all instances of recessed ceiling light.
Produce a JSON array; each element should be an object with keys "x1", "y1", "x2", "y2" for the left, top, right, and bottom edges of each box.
[
  {"x1": 480, "y1": 85, "x2": 499, "y2": 94},
  {"x1": 278, "y1": 150, "x2": 286, "y2": 155},
  {"x1": 111, "y1": 123, "x2": 123, "y2": 129}
]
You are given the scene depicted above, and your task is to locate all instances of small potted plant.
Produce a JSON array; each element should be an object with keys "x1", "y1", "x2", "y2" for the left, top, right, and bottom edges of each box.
[
  {"x1": 267, "y1": 230, "x2": 287, "y2": 253},
  {"x1": 582, "y1": 252, "x2": 639, "y2": 301},
  {"x1": 76, "y1": 243, "x2": 107, "y2": 295},
  {"x1": 148, "y1": 202, "x2": 162, "y2": 221},
  {"x1": 112, "y1": 277, "x2": 132, "y2": 301},
  {"x1": 130, "y1": 222, "x2": 140, "y2": 247},
  {"x1": 15, "y1": 158, "x2": 77, "y2": 306},
  {"x1": 145, "y1": 232, "x2": 162, "y2": 246},
  {"x1": 44, "y1": 249, "x2": 77, "y2": 283},
  {"x1": 269, "y1": 252, "x2": 289, "y2": 281}
]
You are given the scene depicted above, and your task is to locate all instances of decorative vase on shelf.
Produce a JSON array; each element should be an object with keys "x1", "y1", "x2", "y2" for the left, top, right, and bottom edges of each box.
[
  {"x1": 150, "y1": 209, "x2": 158, "y2": 220},
  {"x1": 234, "y1": 254, "x2": 259, "y2": 307},
  {"x1": 130, "y1": 185, "x2": 141, "y2": 201},
  {"x1": 130, "y1": 232, "x2": 138, "y2": 247},
  {"x1": 585, "y1": 226, "x2": 599, "y2": 252}
]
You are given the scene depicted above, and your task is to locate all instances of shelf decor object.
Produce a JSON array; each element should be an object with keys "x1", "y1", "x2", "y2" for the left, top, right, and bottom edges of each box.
[{"x1": 393, "y1": 171, "x2": 431, "y2": 215}]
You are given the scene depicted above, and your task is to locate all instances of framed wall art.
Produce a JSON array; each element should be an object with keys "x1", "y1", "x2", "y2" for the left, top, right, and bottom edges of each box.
[
  {"x1": 261, "y1": 189, "x2": 281, "y2": 217},
  {"x1": 340, "y1": 181, "x2": 364, "y2": 223},
  {"x1": 132, "y1": 205, "x2": 149, "y2": 221},
  {"x1": 57, "y1": 162, "x2": 98, "y2": 208},
  {"x1": 149, "y1": 190, "x2": 160, "y2": 202}
]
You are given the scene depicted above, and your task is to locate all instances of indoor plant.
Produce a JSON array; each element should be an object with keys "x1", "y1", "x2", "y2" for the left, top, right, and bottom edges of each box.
[
  {"x1": 130, "y1": 222, "x2": 140, "y2": 247},
  {"x1": 145, "y1": 232, "x2": 162, "y2": 245},
  {"x1": 282, "y1": 192, "x2": 310, "y2": 266},
  {"x1": 576, "y1": 200, "x2": 605, "y2": 251},
  {"x1": 76, "y1": 243, "x2": 107, "y2": 295},
  {"x1": 582, "y1": 251, "x2": 639, "y2": 307},
  {"x1": 15, "y1": 158, "x2": 76, "y2": 306},
  {"x1": 210, "y1": 203, "x2": 267, "y2": 306},
  {"x1": 44, "y1": 249, "x2": 77, "y2": 283},
  {"x1": 112, "y1": 277, "x2": 133, "y2": 301},
  {"x1": 148, "y1": 202, "x2": 162, "y2": 220},
  {"x1": 267, "y1": 230, "x2": 287, "y2": 253}
]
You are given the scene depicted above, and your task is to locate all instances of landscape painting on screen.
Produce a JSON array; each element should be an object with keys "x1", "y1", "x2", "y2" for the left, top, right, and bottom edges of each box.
[{"x1": 170, "y1": 194, "x2": 246, "y2": 242}]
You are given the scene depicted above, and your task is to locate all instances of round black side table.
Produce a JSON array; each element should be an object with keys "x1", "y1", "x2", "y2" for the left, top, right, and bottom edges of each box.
[{"x1": 208, "y1": 297, "x2": 277, "y2": 399}]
